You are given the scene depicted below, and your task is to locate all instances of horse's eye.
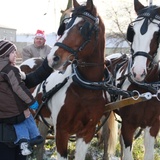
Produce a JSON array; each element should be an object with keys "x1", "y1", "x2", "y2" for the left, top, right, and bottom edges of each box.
[
  {"x1": 155, "y1": 31, "x2": 159, "y2": 37},
  {"x1": 154, "y1": 31, "x2": 160, "y2": 41}
]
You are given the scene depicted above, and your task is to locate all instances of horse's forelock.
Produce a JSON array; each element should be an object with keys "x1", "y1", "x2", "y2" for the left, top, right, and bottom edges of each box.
[{"x1": 72, "y1": 0, "x2": 97, "y2": 17}]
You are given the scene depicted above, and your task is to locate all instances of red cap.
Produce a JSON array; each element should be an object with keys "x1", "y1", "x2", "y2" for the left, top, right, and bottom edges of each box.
[{"x1": 35, "y1": 30, "x2": 46, "y2": 40}]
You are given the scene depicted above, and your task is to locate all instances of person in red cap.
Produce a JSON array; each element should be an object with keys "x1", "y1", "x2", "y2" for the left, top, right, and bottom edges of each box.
[{"x1": 22, "y1": 29, "x2": 52, "y2": 61}]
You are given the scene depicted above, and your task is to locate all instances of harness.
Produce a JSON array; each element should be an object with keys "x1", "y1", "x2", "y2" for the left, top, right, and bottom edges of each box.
[{"x1": 34, "y1": 7, "x2": 160, "y2": 132}]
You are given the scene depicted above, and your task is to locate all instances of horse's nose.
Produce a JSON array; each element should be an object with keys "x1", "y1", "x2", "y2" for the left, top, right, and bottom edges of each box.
[
  {"x1": 132, "y1": 67, "x2": 146, "y2": 81},
  {"x1": 51, "y1": 55, "x2": 61, "y2": 68}
]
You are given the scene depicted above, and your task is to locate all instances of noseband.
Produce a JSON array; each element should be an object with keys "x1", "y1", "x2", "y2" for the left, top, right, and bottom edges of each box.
[{"x1": 55, "y1": 11, "x2": 99, "y2": 59}]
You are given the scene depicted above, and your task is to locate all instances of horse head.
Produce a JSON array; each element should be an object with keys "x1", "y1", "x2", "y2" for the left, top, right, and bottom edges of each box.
[
  {"x1": 47, "y1": 0, "x2": 105, "y2": 73},
  {"x1": 127, "y1": 0, "x2": 160, "y2": 82}
]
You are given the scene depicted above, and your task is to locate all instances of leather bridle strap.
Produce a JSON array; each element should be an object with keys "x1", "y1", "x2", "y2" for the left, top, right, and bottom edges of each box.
[
  {"x1": 55, "y1": 40, "x2": 91, "y2": 58},
  {"x1": 132, "y1": 51, "x2": 153, "y2": 61},
  {"x1": 55, "y1": 42, "x2": 79, "y2": 57}
]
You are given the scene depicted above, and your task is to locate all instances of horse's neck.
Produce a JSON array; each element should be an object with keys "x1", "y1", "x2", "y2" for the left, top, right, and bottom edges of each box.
[
  {"x1": 145, "y1": 63, "x2": 160, "y2": 82},
  {"x1": 153, "y1": 52, "x2": 160, "y2": 63},
  {"x1": 78, "y1": 51, "x2": 105, "y2": 81}
]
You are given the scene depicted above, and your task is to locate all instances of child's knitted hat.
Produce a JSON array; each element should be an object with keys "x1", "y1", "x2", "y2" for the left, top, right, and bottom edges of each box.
[{"x1": 0, "y1": 40, "x2": 17, "y2": 58}]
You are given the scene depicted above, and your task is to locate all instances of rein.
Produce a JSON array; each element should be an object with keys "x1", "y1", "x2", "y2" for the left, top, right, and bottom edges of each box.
[
  {"x1": 74, "y1": 59, "x2": 105, "y2": 67},
  {"x1": 128, "y1": 74, "x2": 160, "y2": 94}
]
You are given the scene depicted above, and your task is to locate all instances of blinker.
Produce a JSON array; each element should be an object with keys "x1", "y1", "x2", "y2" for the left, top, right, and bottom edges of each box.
[
  {"x1": 57, "y1": 22, "x2": 66, "y2": 36},
  {"x1": 127, "y1": 23, "x2": 135, "y2": 43}
]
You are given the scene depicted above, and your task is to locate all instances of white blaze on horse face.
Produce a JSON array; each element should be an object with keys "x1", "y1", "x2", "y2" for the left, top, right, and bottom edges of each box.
[
  {"x1": 131, "y1": 19, "x2": 159, "y2": 81},
  {"x1": 47, "y1": 17, "x2": 83, "y2": 69},
  {"x1": 47, "y1": 46, "x2": 59, "y2": 68}
]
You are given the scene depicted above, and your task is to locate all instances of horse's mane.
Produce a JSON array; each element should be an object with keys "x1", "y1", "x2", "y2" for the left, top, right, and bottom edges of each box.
[
  {"x1": 154, "y1": 50, "x2": 160, "y2": 63},
  {"x1": 72, "y1": 4, "x2": 95, "y2": 16}
]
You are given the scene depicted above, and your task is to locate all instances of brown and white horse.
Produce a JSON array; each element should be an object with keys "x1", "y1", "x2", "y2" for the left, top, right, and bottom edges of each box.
[
  {"x1": 45, "y1": 0, "x2": 117, "y2": 159},
  {"x1": 106, "y1": 0, "x2": 160, "y2": 159}
]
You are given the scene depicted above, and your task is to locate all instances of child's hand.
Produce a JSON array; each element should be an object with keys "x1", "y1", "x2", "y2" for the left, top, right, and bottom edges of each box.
[
  {"x1": 24, "y1": 109, "x2": 30, "y2": 118},
  {"x1": 17, "y1": 66, "x2": 26, "y2": 80},
  {"x1": 20, "y1": 71, "x2": 26, "y2": 80}
]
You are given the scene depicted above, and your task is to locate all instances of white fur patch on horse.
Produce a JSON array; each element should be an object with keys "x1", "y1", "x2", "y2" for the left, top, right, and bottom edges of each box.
[
  {"x1": 20, "y1": 57, "x2": 41, "y2": 69},
  {"x1": 45, "y1": 65, "x2": 73, "y2": 131},
  {"x1": 121, "y1": 135, "x2": 133, "y2": 160},
  {"x1": 144, "y1": 127, "x2": 155, "y2": 160},
  {"x1": 75, "y1": 138, "x2": 89, "y2": 160}
]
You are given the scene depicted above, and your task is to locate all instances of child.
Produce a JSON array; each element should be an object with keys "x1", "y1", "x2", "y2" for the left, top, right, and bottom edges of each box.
[{"x1": 0, "y1": 40, "x2": 43, "y2": 156}]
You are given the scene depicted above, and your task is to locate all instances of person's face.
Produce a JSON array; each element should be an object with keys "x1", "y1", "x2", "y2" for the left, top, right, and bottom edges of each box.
[
  {"x1": 34, "y1": 37, "x2": 46, "y2": 47},
  {"x1": 9, "y1": 50, "x2": 17, "y2": 65}
]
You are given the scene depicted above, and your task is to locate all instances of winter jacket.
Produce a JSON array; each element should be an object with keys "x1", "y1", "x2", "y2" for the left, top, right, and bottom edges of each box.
[
  {"x1": 22, "y1": 44, "x2": 51, "y2": 61},
  {"x1": 0, "y1": 61, "x2": 35, "y2": 119},
  {"x1": 0, "y1": 57, "x2": 53, "y2": 121}
]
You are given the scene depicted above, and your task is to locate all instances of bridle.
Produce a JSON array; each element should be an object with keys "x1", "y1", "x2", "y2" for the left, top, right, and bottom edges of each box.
[
  {"x1": 125, "y1": 5, "x2": 160, "y2": 93},
  {"x1": 55, "y1": 11, "x2": 99, "y2": 59},
  {"x1": 127, "y1": 5, "x2": 160, "y2": 65}
]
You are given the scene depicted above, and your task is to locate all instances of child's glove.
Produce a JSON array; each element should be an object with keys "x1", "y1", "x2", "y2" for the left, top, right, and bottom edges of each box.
[
  {"x1": 20, "y1": 71, "x2": 26, "y2": 80},
  {"x1": 29, "y1": 101, "x2": 39, "y2": 110},
  {"x1": 17, "y1": 66, "x2": 26, "y2": 80}
]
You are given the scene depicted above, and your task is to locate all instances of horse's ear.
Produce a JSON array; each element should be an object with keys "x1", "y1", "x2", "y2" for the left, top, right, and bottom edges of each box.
[
  {"x1": 134, "y1": 0, "x2": 145, "y2": 13},
  {"x1": 86, "y1": 0, "x2": 94, "y2": 11},
  {"x1": 73, "y1": 0, "x2": 80, "y2": 8}
]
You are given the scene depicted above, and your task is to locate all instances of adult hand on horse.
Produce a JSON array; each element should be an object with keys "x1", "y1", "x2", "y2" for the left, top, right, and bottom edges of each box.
[{"x1": 29, "y1": 101, "x2": 39, "y2": 110}]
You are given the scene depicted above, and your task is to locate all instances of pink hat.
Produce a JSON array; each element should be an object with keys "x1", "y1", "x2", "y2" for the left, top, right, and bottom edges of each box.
[{"x1": 35, "y1": 30, "x2": 46, "y2": 40}]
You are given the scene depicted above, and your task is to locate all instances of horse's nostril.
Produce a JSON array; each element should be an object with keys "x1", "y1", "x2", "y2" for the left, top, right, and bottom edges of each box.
[
  {"x1": 141, "y1": 70, "x2": 146, "y2": 78},
  {"x1": 53, "y1": 56, "x2": 60, "y2": 62},
  {"x1": 133, "y1": 72, "x2": 136, "y2": 78}
]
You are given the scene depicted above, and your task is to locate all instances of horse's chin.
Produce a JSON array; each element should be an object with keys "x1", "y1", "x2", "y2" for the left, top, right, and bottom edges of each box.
[
  {"x1": 133, "y1": 76, "x2": 145, "y2": 83},
  {"x1": 131, "y1": 76, "x2": 145, "y2": 83},
  {"x1": 50, "y1": 61, "x2": 66, "y2": 73},
  {"x1": 135, "y1": 79, "x2": 144, "y2": 83}
]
